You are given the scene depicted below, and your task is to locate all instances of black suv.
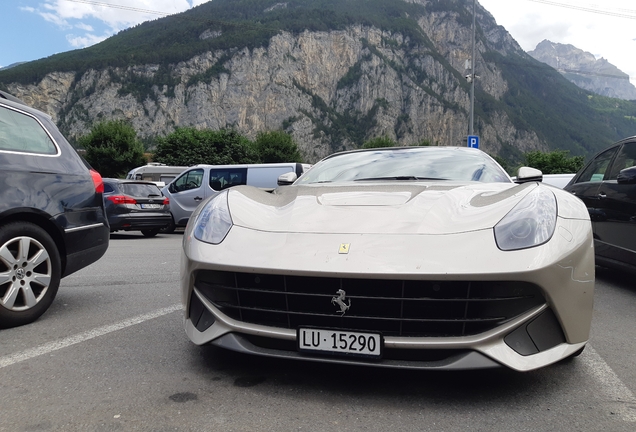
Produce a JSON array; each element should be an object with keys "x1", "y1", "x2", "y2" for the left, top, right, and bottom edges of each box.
[
  {"x1": 103, "y1": 178, "x2": 171, "y2": 237},
  {"x1": 0, "y1": 91, "x2": 110, "y2": 328}
]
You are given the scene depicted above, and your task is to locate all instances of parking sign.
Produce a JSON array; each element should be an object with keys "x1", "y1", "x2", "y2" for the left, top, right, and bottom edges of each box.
[{"x1": 468, "y1": 135, "x2": 479, "y2": 148}]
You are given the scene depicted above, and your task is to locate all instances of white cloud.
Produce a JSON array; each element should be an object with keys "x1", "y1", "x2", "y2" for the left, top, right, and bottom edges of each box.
[
  {"x1": 37, "y1": 10, "x2": 71, "y2": 28},
  {"x1": 21, "y1": 1, "x2": 211, "y2": 55},
  {"x1": 40, "y1": 0, "x2": 181, "y2": 31},
  {"x1": 75, "y1": 22, "x2": 94, "y2": 32},
  {"x1": 67, "y1": 33, "x2": 109, "y2": 48}
]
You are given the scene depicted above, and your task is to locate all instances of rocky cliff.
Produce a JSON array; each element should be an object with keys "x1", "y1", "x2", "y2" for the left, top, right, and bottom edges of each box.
[
  {"x1": 2, "y1": 0, "x2": 628, "y2": 163},
  {"x1": 529, "y1": 40, "x2": 636, "y2": 101}
]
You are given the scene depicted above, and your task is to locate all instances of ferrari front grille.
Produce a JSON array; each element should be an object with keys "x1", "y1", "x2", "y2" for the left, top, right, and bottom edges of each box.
[{"x1": 193, "y1": 271, "x2": 545, "y2": 337}]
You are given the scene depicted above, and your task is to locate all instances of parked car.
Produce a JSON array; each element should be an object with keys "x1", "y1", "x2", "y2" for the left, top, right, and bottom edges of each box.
[
  {"x1": 541, "y1": 173, "x2": 576, "y2": 189},
  {"x1": 103, "y1": 178, "x2": 171, "y2": 237},
  {"x1": 564, "y1": 136, "x2": 636, "y2": 273},
  {"x1": 161, "y1": 162, "x2": 310, "y2": 233},
  {"x1": 0, "y1": 91, "x2": 110, "y2": 328},
  {"x1": 125, "y1": 163, "x2": 189, "y2": 187},
  {"x1": 181, "y1": 146, "x2": 594, "y2": 372}
]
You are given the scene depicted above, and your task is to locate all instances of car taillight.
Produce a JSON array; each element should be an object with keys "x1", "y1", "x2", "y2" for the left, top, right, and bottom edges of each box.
[
  {"x1": 90, "y1": 169, "x2": 104, "y2": 193},
  {"x1": 163, "y1": 197, "x2": 170, "y2": 205},
  {"x1": 106, "y1": 195, "x2": 137, "y2": 205}
]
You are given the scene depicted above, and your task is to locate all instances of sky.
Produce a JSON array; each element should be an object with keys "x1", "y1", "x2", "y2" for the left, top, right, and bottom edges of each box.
[
  {"x1": 2, "y1": 0, "x2": 636, "y2": 85},
  {"x1": 480, "y1": 0, "x2": 636, "y2": 84}
]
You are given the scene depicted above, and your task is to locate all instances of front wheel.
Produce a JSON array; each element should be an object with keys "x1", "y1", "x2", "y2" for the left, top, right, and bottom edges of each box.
[
  {"x1": 560, "y1": 346, "x2": 585, "y2": 364},
  {"x1": 141, "y1": 228, "x2": 160, "y2": 238},
  {"x1": 0, "y1": 222, "x2": 62, "y2": 329}
]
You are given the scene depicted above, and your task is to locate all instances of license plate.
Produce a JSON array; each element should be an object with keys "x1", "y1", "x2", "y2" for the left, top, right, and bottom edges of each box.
[
  {"x1": 297, "y1": 328, "x2": 382, "y2": 358},
  {"x1": 141, "y1": 204, "x2": 161, "y2": 209}
]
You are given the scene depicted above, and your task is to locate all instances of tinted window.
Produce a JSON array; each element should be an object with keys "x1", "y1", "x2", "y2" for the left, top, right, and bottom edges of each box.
[
  {"x1": 173, "y1": 169, "x2": 204, "y2": 192},
  {"x1": 160, "y1": 175, "x2": 176, "y2": 183},
  {"x1": 296, "y1": 148, "x2": 510, "y2": 185},
  {"x1": 0, "y1": 105, "x2": 58, "y2": 155},
  {"x1": 103, "y1": 183, "x2": 115, "y2": 193},
  {"x1": 121, "y1": 183, "x2": 162, "y2": 197},
  {"x1": 248, "y1": 166, "x2": 294, "y2": 188},
  {"x1": 608, "y1": 142, "x2": 636, "y2": 180},
  {"x1": 575, "y1": 147, "x2": 619, "y2": 183},
  {"x1": 209, "y1": 168, "x2": 247, "y2": 191}
]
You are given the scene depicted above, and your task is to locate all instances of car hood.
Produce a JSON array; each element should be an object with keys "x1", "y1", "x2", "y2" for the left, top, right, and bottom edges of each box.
[{"x1": 227, "y1": 182, "x2": 538, "y2": 235}]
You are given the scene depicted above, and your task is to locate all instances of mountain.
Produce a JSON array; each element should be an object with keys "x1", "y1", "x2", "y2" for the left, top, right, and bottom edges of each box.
[
  {"x1": 0, "y1": 62, "x2": 26, "y2": 71},
  {"x1": 528, "y1": 40, "x2": 636, "y2": 101},
  {"x1": 1, "y1": 0, "x2": 635, "y2": 164}
]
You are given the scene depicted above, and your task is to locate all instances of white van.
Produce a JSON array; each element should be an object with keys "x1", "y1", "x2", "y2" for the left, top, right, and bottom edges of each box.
[
  {"x1": 126, "y1": 163, "x2": 189, "y2": 187},
  {"x1": 161, "y1": 162, "x2": 309, "y2": 232}
]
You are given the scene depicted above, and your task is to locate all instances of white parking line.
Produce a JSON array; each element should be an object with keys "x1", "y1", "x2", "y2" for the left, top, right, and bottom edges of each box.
[
  {"x1": 0, "y1": 304, "x2": 181, "y2": 369},
  {"x1": 581, "y1": 345, "x2": 636, "y2": 422}
]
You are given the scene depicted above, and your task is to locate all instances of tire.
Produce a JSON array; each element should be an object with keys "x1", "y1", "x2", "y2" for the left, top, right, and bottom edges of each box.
[
  {"x1": 141, "y1": 228, "x2": 160, "y2": 238},
  {"x1": 0, "y1": 222, "x2": 62, "y2": 329},
  {"x1": 561, "y1": 346, "x2": 585, "y2": 363},
  {"x1": 160, "y1": 217, "x2": 176, "y2": 234},
  {"x1": 570, "y1": 346, "x2": 585, "y2": 357}
]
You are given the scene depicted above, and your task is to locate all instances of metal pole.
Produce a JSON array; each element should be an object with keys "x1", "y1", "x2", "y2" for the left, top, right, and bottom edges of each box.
[{"x1": 469, "y1": 0, "x2": 476, "y2": 136}]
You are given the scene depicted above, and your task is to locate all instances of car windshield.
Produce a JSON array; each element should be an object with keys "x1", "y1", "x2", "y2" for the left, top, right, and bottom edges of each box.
[
  {"x1": 295, "y1": 147, "x2": 511, "y2": 185},
  {"x1": 122, "y1": 183, "x2": 162, "y2": 197}
]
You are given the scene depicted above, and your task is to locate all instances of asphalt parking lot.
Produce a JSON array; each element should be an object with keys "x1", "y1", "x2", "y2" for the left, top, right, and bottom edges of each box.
[{"x1": 1, "y1": 232, "x2": 636, "y2": 431}]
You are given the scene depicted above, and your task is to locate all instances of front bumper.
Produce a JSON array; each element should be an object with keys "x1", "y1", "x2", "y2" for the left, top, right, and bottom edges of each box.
[{"x1": 180, "y1": 218, "x2": 594, "y2": 371}]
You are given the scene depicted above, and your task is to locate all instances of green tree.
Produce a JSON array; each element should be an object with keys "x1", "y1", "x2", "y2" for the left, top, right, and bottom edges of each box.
[
  {"x1": 411, "y1": 139, "x2": 431, "y2": 146},
  {"x1": 78, "y1": 120, "x2": 146, "y2": 178},
  {"x1": 524, "y1": 150, "x2": 585, "y2": 174},
  {"x1": 491, "y1": 154, "x2": 513, "y2": 175},
  {"x1": 253, "y1": 131, "x2": 303, "y2": 163},
  {"x1": 362, "y1": 135, "x2": 398, "y2": 149},
  {"x1": 153, "y1": 128, "x2": 258, "y2": 166}
]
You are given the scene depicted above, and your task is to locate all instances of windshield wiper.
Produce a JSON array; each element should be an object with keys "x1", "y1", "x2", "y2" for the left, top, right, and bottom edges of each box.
[{"x1": 353, "y1": 176, "x2": 448, "y2": 181}]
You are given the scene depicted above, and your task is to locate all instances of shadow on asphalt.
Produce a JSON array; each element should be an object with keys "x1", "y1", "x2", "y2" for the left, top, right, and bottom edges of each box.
[
  {"x1": 595, "y1": 265, "x2": 635, "y2": 293},
  {"x1": 188, "y1": 342, "x2": 579, "y2": 405},
  {"x1": 109, "y1": 230, "x2": 184, "y2": 240}
]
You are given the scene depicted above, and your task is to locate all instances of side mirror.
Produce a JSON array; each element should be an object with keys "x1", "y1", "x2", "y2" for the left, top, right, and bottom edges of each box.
[
  {"x1": 278, "y1": 172, "x2": 297, "y2": 186},
  {"x1": 617, "y1": 166, "x2": 636, "y2": 184},
  {"x1": 515, "y1": 167, "x2": 543, "y2": 184}
]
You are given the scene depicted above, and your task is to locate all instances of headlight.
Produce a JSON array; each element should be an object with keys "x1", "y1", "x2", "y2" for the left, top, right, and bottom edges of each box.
[
  {"x1": 494, "y1": 187, "x2": 557, "y2": 251},
  {"x1": 193, "y1": 191, "x2": 233, "y2": 244}
]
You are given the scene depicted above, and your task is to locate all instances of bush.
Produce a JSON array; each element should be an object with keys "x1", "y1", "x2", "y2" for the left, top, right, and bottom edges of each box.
[
  {"x1": 362, "y1": 136, "x2": 398, "y2": 149},
  {"x1": 78, "y1": 121, "x2": 146, "y2": 178},
  {"x1": 411, "y1": 139, "x2": 431, "y2": 146},
  {"x1": 524, "y1": 150, "x2": 585, "y2": 174},
  {"x1": 254, "y1": 131, "x2": 303, "y2": 163},
  {"x1": 153, "y1": 128, "x2": 258, "y2": 166}
]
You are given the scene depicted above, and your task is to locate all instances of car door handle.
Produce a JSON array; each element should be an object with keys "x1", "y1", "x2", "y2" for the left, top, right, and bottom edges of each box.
[
  {"x1": 194, "y1": 196, "x2": 203, "y2": 202},
  {"x1": 597, "y1": 192, "x2": 607, "y2": 199}
]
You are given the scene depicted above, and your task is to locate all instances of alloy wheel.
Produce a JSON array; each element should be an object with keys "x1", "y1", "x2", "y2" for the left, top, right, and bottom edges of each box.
[{"x1": 0, "y1": 236, "x2": 52, "y2": 312}]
